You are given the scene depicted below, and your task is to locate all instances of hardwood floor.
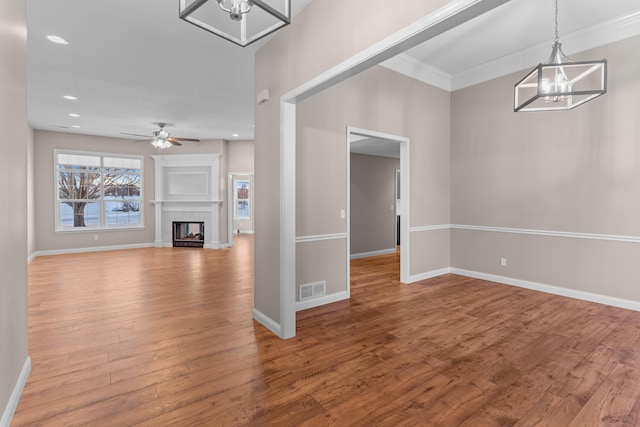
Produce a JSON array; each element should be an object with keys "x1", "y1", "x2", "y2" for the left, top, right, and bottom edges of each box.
[{"x1": 13, "y1": 236, "x2": 640, "y2": 426}]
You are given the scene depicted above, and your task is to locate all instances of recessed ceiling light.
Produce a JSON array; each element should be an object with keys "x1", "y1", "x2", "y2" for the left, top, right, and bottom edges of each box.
[
  {"x1": 71, "y1": 125, "x2": 80, "y2": 128},
  {"x1": 46, "y1": 35, "x2": 69, "y2": 45},
  {"x1": 63, "y1": 95, "x2": 77, "y2": 100},
  {"x1": 232, "y1": 133, "x2": 239, "y2": 137},
  {"x1": 68, "y1": 113, "x2": 80, "y2": 117}
]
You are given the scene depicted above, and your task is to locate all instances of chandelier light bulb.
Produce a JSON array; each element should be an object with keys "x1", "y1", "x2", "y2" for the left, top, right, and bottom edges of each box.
[{"x1": 217, "y1": 0, "x2": 251, "y2": 21}]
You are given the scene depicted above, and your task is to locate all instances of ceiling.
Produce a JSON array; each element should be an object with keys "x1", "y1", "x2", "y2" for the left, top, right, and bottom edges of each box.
[
  {"x1": 27, "y1": 0, "x2": 312, "y2": 141},
  {"x1": 27, "y1": 0, "x2": 640, "y2": 142},
  {"x1": 350, "y1": 136, "x2": 400, "y2": 159}
]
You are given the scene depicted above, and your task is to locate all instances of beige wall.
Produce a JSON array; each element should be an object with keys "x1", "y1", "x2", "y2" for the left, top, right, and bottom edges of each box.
[
  {"x1": 27, "y1": 127, "x2": 35, "y2": 258},
  {"x1": 33, "y1": 131, "x2": 238, "y2": 252},
  {"x1": 451, "y1": 35, "x2": 640, "y2": 301},
  {"x1": 350, "y1": 153, "x2": 399, "y2": 256},
  {"x1": 228, "y1": 139, "x2": 254, "y2": 173},
  {"x1": 0, "y1": 0, "x2": 29, "y2": 420},
  {"x1": 294, "y1": 64, "x2": 450, "y2": 300},
  {"x1": 256, "y1": 0, "x2": 640, "y2": 329},
  {"x1": 255, "y1": 0, "x2": 450, "y2": 323},
  {"x1": 218, "y1": 139, "x2": 229, "y2": 246}
]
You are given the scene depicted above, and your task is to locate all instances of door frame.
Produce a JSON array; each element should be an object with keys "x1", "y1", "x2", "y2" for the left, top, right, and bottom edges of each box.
[
  {"x1": 277, "y1": 0, "x2": 510, "y2": 338},
  {"x1": 227, "y1": 172, "x2": 254, "y2": 247},
  {"x1": 346, "y1": 127, "x2": 410, "y2": 296}
]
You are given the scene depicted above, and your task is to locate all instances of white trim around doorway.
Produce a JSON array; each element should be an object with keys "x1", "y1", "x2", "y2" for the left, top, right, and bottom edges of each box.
[
  {"x1": 347, "y1": 127, "x2": 410, "y2": 298},
  {"x1": 276, "y1": 0, "x2": 513, "y2": 339}
]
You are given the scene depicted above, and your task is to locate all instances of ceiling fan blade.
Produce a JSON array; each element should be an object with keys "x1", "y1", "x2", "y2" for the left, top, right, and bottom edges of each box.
[
  {"x1": 169, "y1": 137, "x2": 200, "y2": 142},
  {"x1": 121, "y1": 132, "x2": 152, "y2": 138},
  {"x1": 168, "y1": 140, "x2": 183, "y2": 147},
  {"x1": 135, "y1": 139, "x2": 153, "y2": 143}
]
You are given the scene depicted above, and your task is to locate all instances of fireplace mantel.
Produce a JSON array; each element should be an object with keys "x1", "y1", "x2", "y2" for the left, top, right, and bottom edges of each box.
[{"x1": 151, "y1": 154, "x2": 222, "y2": 248}]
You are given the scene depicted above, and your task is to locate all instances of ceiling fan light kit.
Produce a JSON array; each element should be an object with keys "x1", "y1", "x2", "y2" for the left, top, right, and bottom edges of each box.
[
  {"x1": 179, "y1": 0, "x2": 291, "y2": 47},
  {"x1": 121, "y1": 123, "x2": 200, "y2": 149},
  {"x1": 514, "y1": 0, "x2": 607, "y2": 112},
  {"x1": 151, "y1": 138, "x2": 173, "y2": 149}
]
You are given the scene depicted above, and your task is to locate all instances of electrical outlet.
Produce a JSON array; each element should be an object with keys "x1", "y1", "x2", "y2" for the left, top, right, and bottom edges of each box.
[
  {"x1": 94, "y1": 234, "x2": 99, "y2": 241},
  {"x1": 340, "y1": 209, "x2": 345, "y2": 219},
  {"x1": 500, "y1": 257, "x2": 507, "y2": 267}
]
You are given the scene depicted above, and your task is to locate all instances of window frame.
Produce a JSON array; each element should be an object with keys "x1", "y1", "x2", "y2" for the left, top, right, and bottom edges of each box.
[
  {"x1": 54, "y1": 149, "x2": 145, "y2": 233},
  {"x1": 234, "y1": 179, "x2": 251, "y2": 220}
]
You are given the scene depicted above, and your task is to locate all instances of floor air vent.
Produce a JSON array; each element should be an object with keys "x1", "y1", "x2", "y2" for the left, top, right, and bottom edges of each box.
[{"x1": 299, "y1": 281, "x2": 326, "y2": 301}]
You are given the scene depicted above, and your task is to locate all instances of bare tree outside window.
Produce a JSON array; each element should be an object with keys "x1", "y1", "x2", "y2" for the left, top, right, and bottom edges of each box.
[
  {"x1": 56, "y1": 152, "x2": 143, "y2": 230},
  {"x1": 58, "y1": 168, "x2": 101, "y2": 227}
]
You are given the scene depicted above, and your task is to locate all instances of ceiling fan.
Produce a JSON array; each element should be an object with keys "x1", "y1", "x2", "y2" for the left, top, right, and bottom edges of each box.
[{"x1": 121, "y1": 123, "x2": 200, "y2": 149}]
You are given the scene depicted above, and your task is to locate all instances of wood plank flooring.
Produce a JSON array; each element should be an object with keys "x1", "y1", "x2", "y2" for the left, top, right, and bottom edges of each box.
[{"x1": 12, "y1": 235, "x2": 640, "y2": 426}]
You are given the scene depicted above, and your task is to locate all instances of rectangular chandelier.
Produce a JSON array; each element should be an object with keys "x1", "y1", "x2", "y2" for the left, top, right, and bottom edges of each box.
[
  {"x1": 514, "y1": 59, "x2": 607, "y2": 112},
  {"x1": 514, "y1": 0, "x2": 607, "y2": 112},
  {"x1": 179, "y1": 0, "x2": 291, "y2": 47}
]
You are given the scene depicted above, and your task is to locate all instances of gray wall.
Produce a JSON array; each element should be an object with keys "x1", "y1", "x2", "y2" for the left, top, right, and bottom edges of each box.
[
  {"x1": 350, "y1": 153, "x2": 399, "y2": 256},
  {"x1": 0, "y1": 0, "x2": 29, "y2": 421},
  {"x1": 451, "y1": 35, "x2": 640, "y2": 302},
  {"x1": 32, "y1": 131, "x2": 248, "y2": 252}
]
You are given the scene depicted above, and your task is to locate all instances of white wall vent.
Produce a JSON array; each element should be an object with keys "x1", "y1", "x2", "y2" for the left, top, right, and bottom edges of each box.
[{"x1": 299, "y1": 281, "x2": 326, "y2": 301}]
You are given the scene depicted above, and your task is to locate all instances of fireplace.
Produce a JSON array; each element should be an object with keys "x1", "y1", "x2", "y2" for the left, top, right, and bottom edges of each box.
[
  {"x1": 173, "y1": 222, "x2": 205, "y2": 248},
  {"x1": 151, "y1": 154, "x2": 222, "y2": 248}
]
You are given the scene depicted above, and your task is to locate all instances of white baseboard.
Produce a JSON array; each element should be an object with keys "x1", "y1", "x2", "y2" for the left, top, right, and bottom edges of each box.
[
  {"x1": 296, "y1": 291, "x2": 349, "y2": 311},
  {"x1": 32, "y1": 241, "x2": 233, "y2": 258},
  {"x1": 1, "y1": 356, "x2": 31, "y2": 427},
  {"x1": 252, "y1": 308, "x2": 282, "y2": 337},
  {"x1": 236, "y1": 230, "x2": 254, "y2": 235},
  {"x1": 32, "y1": 243, "x2": 154, "y2": 258},
  {"x1": 451, "y1": 268, "x2": 640, "y2": 312},
  {"x1": 350, "y1": 248, "x2": 397, "y2": 260},
  {"x1": 27, "y1": 253, "x2": 36, "y2": 264},
  {"x1": 408, "y1": 267, "x2": 451, "y2": 283}
]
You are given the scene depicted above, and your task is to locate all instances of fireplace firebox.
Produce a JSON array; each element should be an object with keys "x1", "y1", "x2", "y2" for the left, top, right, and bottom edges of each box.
[{"x1": 172, "y1": 222, "x2": 205, "y2": 248}]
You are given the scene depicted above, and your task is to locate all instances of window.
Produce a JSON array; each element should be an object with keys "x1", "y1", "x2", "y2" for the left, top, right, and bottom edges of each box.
[
  {"x1": 234, "y1": 180, "x2": 250, "y2": 220},
  {"x1": 55, "y1": 150, "x2": 143, "y2": 231}
]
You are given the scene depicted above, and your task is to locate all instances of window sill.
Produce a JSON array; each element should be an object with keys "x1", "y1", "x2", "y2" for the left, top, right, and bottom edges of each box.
[{"x1": 54, "y1": 226, "x2": 145, "y2": 234}]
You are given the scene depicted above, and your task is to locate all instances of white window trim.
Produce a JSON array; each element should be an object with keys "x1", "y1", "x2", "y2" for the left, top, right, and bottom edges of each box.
[
  {"x1": 233, "y1": 179, "x2": 251, "y2": 220},
  {"x1": 54, "y1": 149, "x2": 145, "y2": 233}
]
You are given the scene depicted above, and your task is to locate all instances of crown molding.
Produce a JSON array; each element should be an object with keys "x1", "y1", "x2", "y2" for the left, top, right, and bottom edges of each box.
[
  {"x1": 380, "y1": 54, "x2": 452, "y2": 91},
  {"x1": 380, "y1": 10, "x2": 640, "y2": 92}
]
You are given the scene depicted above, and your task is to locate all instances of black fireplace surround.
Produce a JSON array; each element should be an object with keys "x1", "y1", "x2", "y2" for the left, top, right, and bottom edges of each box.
[{"x1": 172, "y1": 221, "x2": 204, "y2": 248}]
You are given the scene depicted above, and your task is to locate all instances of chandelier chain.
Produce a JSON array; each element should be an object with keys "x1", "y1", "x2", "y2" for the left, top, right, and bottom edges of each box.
[{"x1": 554, "y1": 0, "x2": 559, "y2": 43}]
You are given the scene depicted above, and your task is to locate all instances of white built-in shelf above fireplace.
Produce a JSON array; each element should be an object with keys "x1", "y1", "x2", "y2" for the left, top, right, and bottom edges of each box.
[{"x1": 151, "y1": 154, "x2": 222, "y2": 249}]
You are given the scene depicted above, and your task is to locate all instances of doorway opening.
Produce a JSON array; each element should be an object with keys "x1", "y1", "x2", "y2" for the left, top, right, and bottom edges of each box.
[
  {"x1": 227, "y1": 172, "x2": 254, "y2": 247},
  {"x1": 347, "y1": 127, "x2": 409, "y2": 297}
]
